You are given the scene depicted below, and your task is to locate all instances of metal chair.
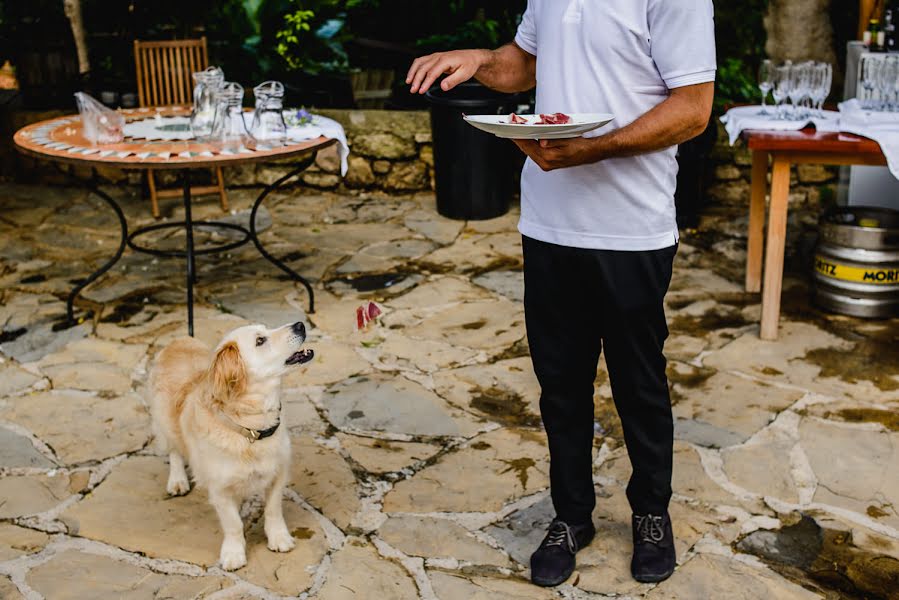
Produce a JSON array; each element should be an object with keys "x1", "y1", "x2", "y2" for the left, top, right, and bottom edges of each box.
[{"x1": 133, "y1": 37, "x2": 228, "y2": 218}]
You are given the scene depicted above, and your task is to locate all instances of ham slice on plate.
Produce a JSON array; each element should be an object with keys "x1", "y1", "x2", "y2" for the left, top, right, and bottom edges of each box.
[
  {"x1": 508, "y1": 113, "x2": 528, "y2": 124},
  {"x1": 536, "y1": 112, "x2": 572, "y2": 125}
]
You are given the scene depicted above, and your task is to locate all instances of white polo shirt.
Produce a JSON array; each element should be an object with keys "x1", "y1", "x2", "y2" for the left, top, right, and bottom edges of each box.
[{"x1": 514, "y1": 0, "x2": 717, "y2": 251}]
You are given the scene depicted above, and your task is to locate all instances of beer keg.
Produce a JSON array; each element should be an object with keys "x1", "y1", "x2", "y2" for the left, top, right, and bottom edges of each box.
[{"x1": 813, "y1": 207, "x2": 899, "y2": 318}]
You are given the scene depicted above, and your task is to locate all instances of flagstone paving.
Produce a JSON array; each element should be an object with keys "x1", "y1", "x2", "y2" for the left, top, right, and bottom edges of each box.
[{"x1": 1, "y1": 182, "x2": 898, "y2": 599}]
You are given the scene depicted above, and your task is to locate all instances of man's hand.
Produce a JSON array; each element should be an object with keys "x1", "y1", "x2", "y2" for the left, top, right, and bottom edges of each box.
[
  {"x1": 512, "y1": 138, "x2": 602, "y2": 172},
  {"x1": 407, "y1": 50, "x2": 491, "y2": 94}
]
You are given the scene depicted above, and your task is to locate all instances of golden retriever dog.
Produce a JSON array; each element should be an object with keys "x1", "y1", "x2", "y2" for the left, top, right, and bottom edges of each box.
[{"x1": 149, "y1": 321, "x2": 313, "y2": 571}]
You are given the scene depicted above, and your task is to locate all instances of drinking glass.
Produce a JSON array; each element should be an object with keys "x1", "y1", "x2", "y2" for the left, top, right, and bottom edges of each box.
[
  {"x1": 787, "y1": 63, "x2": 810, "y2": 120},
  {"x1": 862, "y1": 55, "x2": 883, "y2": 110},
  {"x1": 877, "y1": 57, "x2": 897, "y2": 111},
  {"x1": 772, "y1": 65, "x2": 792, "y2": 120},
  {"x1": 758, "y1": 59, "x2": 774, "y2": 115}
]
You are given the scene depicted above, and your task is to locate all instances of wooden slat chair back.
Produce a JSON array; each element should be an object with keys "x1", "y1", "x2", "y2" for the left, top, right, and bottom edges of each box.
[{"x1": 133, "y1": 37, "x2": 228, "y2": 218}]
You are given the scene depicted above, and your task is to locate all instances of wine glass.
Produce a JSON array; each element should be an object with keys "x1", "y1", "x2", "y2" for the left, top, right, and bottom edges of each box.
[
  {"x1": 861, "y1": 55, "x2": 882, "y2": 110},
  {"x1": 787, "y1": 63, "x2": 810, "y2": 120},
  {"x1": 758, "y1": 59, "x2": 774, "y2": 115},
  {"x1": 772, "y1": 65, "x2": 792, "y2": 120},
  {"x1": 877, "y1": 57, "x2": 896, "y2": 111}
]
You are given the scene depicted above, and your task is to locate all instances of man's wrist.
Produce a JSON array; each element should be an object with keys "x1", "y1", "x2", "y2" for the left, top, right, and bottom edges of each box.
[{"x1": 473, "y1": 49, "x2": 496, "y2": 75}]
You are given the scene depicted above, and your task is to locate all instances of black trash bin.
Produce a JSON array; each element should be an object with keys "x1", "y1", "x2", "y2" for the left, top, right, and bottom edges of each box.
[{"x1": 426, "y1": 82, "x2": 525, "y2": 220}]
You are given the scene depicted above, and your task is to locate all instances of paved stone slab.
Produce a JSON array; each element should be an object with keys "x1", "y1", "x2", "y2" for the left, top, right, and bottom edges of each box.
[
  {"x1": 289, "y1": 435, "x2": 360, "y2": 530},
  {"x1": 705, "y1": 322, "x2": 896, "y2": 402},
  {"x1": 384, "y1": 428, "x2": 549, "y2": 514},
  {"x1": 674, "y1": 373, "x2": 804, "y2": 446},
  {"x1": 722, "y1": 438, "x2": 800, "y2": 504},
  {"x1": 27, "y1": 550, "x2": 232, "y2": 599},
  {"x1": 645, "y1": 553, "x2": 822, "y2": 599},
  {"x1": 206, "y1": 279, "x2": 308, "y2": 330},
  {"x1": 336, "y1": 433, "x2": 440, "y2": 473},
  {"x1": 365, "y1": 332, "x2": 482, "y2": 373},
  {"x1": 324, "y1": 375, "x2": 484, "y2": 437},
  {"x1": 284, "y1": 339, "x2": 371, "y2": 387},
  {"x1": 0, "y1": 426, "x2": 55, "y2": 468},
  {"x1": 800, "y1": 418, "x2": 898, "y2": 529},
  {"x1": 0, "y1": 472, "x2": 72, "y2": 518},
  {"x1": 337, "y1": 239, "x2": 437, "y2": 275},
  {"x1": 62, "y1": 455, "x2": 329, "y2": 582},
  {"x1": 432, "y1": 357, "x2": 541, "y2": 428},
  {"x1": 0, "y1": 523, "x2": 49, "y2": 561},
  {"x1": 428, "y1": 572, "x2": 554, "y2": 600},
  {"x1": 387, "y1": 276, "x2": 493, "y2": 310},
  {"x1": 472, "y1": 270, "x2": 524, "y2": 303},
  {"x1": 379, "y1": 515, "x2": 510, "y2": 566},
  {"x1": 283, "y1": 388, "x2": 329, "y2": 434},
  {"x1": 0, "y1": 576, "x2": 22, "y2": 600},
  {"x1": 0, "y1": 362, "x2": 42, "y2": 396},
  {"x1": 0, "y1": 391, "x2": 150, "y2": 465},
  {"x1": 400, "y1": 299, "x2": 526, "y2": 356},
  {"x1": 672, "y1": 442, "x2": 765, "y2": 513},
  {"x1": 404, "y1": 208, "x2": 464, "y2": 245},
  {"x1": 417, "y1": 232, "x2": 522, "y2": 274},
  {"x1": 315, "y1": 539, "x2": 419, "y2": 600}
]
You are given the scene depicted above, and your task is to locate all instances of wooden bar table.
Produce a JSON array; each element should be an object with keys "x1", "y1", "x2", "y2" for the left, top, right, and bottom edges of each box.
[
  {"x1": 742, "y1": 128, "x2": 887, "y2": 340},
  {"x1": 14, "y1": 108, "x2": 337, "y2": 336}
]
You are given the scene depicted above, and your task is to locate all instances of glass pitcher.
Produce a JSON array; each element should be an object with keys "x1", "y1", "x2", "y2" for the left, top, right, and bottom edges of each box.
[
  {"x1": 190, "y1": 66, "x2": 224, "y2": 140},
  {"x1": 250, "y1": 80, "x2": 288, "y2": 146},
  {"x1": 209, "y1": 82, "x2": 253, "y2": 151}
]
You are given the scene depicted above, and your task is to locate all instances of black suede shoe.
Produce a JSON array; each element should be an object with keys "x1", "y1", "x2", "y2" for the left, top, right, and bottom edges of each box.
[
  {"x1": 530, "y1": 519, "x2": 596, "y2": 587},
  {"x1": 631, "y1": 512, "x2": 676, "y2": 583}
]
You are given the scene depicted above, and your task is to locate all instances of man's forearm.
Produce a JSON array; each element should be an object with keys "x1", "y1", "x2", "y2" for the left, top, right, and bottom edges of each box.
[
  {"x1": 589, "y1": 84, "x2": 713, "y2": 161},
  {"x1": 474, "y1": 44, "x2": 537, "y2": 94}
]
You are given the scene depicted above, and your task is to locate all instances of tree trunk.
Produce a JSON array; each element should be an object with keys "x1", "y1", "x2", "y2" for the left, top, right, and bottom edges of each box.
[
  {"x1": 765, "y1": 0, "x2": 838, "y2": 64},
  {"x1": 63, "y1": 0, "x2": 90, "y2": 75}
]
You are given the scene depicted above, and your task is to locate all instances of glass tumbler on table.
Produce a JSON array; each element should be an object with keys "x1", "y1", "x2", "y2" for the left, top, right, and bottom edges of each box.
[
  {"x1": 190, "y1": 66, "x2": 224, "y2": 141},
  {"x1": 209, "y1": 82, "x2": 254, "y2": 151},
  {"x1": 772, "y1": 65, "x2": 792, "y2": 120},
  {"x1": 758, "y1": 59, "x2": 774, "y2": 115},
  {"x1": 250, "y1": 80, "x2": 288, "y2": 146}
]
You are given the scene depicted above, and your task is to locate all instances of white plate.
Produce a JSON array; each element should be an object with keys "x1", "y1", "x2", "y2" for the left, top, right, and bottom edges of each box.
[{"x1": 463, "y1": 113, "x2": 614, "y2": 139}]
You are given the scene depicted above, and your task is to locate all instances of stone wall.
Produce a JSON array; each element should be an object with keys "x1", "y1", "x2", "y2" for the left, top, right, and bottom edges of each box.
[{"x1": 706, "y1": 122, "x2": 838, "y2": 215}]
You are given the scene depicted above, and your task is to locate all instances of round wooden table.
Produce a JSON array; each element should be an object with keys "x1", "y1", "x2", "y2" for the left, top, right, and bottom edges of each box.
[{"x1": 14, "y1": 108, "x2": 337, "y2": 335}]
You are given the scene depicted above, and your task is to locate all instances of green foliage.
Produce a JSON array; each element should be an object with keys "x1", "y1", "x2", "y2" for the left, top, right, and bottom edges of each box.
[
  {"x1": 713, "y1": 0, "x2": 769, "y2": 110},
  {"x1": 273, "y1": 0, "x2": 355, "y2": 74}
]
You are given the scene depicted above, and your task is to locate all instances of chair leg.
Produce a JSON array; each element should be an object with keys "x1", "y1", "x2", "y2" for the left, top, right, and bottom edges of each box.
[
  {"x1": 147, "y1": 170, "x2": 161, "y2": 218},
  {"x1": 216, "y1": 167, "x2": 229, "y2": 212}
]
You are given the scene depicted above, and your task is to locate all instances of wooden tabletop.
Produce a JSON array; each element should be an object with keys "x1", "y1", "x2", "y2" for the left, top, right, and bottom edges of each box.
[
  {"x1": 742, "y1": 128, "x2": 884, "y2": 156},
  {"x1": 13, "y1": 107, "x2": 336, "y2": 170}
]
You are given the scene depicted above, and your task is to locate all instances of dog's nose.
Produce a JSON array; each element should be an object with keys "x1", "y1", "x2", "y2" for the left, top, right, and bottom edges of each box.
[{"x1": 292, "y1": 321, "x2": 306, "y2": 337}]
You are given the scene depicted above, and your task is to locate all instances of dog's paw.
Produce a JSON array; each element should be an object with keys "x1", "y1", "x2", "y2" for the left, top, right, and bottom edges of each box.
[
  {"x1": 219, "y1": 543, "x2": 247, "y2": 571},
  {"x1": 266, "y1": 529, "x2": 295, "y2": 553},
  {"x1": 166, "y1": 476, "x2": 190, "y2": 496}
]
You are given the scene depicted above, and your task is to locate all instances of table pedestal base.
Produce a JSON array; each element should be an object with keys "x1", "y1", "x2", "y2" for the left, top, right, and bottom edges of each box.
[{"x1": 61, "y1": 156, "x2": 317, "y2": 336}]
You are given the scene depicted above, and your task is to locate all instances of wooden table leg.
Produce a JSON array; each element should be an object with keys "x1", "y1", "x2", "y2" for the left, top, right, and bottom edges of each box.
[
  {"x1": 746, "y1": 150, "x2": 768, "y2": 293},
  {"x1": 759, "y1": 156, "x2": 791, "y2": 341}
]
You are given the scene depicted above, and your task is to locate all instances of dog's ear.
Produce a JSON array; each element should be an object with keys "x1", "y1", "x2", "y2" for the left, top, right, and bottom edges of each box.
[{"x1": 210, "y1": 341, "x2": 247, "y2": 405}]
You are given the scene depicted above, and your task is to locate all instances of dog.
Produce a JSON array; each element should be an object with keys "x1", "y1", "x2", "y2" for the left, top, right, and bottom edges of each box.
[{"x1": 149, "y1": 321, "x2": 314, "y2": 571}]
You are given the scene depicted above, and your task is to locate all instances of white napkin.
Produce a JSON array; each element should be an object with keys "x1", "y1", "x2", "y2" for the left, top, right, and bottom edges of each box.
[
  {"x1": 720, "y1": 105, "x2": 841, "y2": 145},
  {"x1": 243, "y1": 111, "x2": 350, "y2": 176},
  {"x1": 838, "y1": 99, "x2": 899, "y2": 180}
]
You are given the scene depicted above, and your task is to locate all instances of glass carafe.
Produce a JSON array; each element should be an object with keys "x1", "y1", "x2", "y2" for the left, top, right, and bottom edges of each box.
[
  {"x1": 209, "y1": 82, "x2": 253, "y2": 151},
  {"x1": 250, "y1": 81, "x2": 288, "y2": 146},
  {"x1": 190, "y1": 66, "x2": 224, "y2": 140}
]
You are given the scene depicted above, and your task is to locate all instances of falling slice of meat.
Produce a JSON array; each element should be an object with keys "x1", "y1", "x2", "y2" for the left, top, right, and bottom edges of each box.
[
  {"x1": 536, "y1": 112, "x2": 572, "y2": 125},
  {"x1": 508, "y1": 113, "x2": 528, "y2": 124},
  {"x1": 355, "y1": 301, "x2": 384, "y2": 331}
]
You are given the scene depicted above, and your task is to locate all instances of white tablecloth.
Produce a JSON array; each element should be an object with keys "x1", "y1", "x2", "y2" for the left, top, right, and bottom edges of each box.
[
  {"x1": 837, "y1": 99, "x2": 899, "y2": 180},
  {"x1": 244, "y1": 111, "x2": 350, "y2": 176},
  {"x1": 719, "y1": 105, "x2": 841, "y2": 145}
]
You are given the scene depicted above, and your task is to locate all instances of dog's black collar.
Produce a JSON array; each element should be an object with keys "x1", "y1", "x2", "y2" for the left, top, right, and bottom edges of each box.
[
  {"x1": 253, "y1": 421, "x2": 281, "y2": 441},
  {"x1": 217, "y1": 411, "x2": 281, "y2": 444}
]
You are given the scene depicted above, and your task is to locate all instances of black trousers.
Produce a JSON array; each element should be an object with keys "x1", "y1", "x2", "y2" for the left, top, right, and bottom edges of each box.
[{"x1": 523, "y1": 236, "x2": 677, "y2": 522}]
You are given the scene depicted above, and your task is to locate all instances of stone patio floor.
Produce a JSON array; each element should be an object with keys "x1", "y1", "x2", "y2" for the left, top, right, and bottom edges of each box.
[{"x1": 0, "y1": 182, "x2": 897, "y2": 600}]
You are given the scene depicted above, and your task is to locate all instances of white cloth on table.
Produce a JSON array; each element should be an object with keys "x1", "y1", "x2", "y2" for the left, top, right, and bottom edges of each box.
[
  {"x1": 720, "y1": 105, "x2": 842, "y2": 145},
  {"x1": 838, "y1": 98, "x2": 899, "y2": 180},
  {"x1": 244, "y1": 111, "x2": 350, "y2": 176}
]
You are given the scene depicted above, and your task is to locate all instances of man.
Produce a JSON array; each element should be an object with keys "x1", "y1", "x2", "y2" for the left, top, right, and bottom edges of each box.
[{"x1": 407, "y1": 0, "x2": 715, "y2": 588}]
